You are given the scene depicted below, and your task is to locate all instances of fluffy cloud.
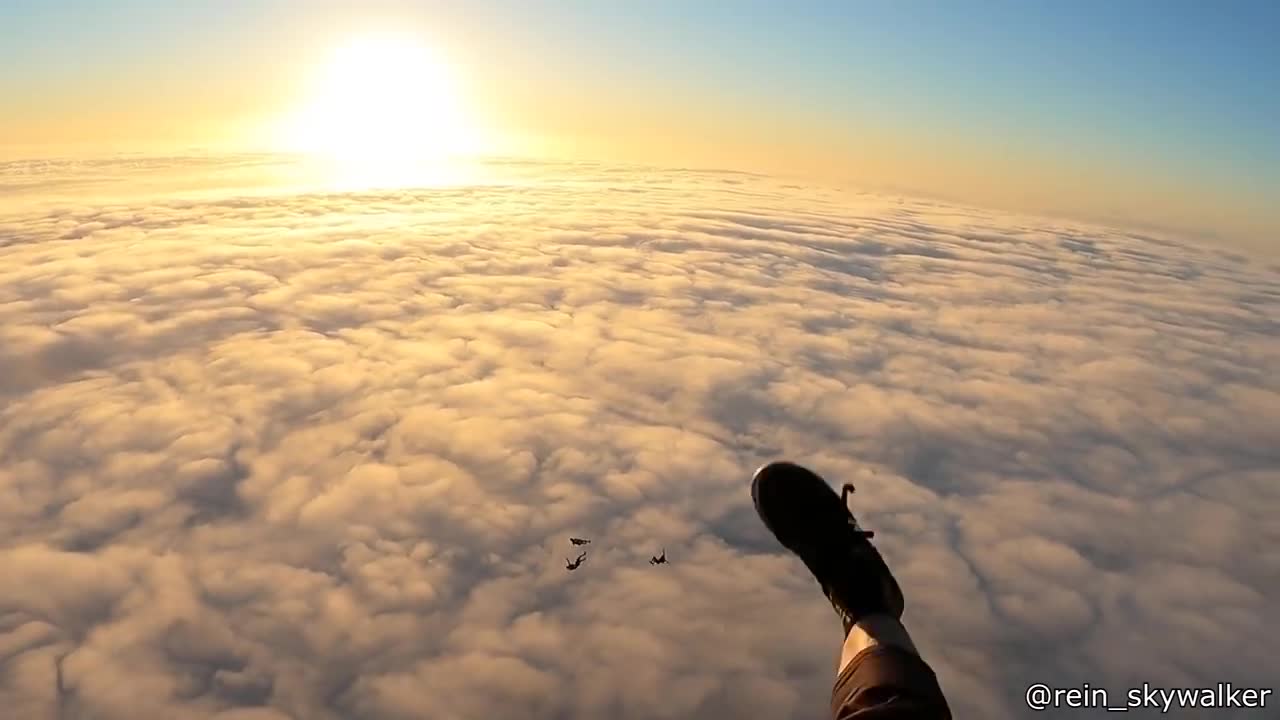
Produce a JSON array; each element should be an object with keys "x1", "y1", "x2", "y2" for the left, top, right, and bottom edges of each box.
[{"x1": 0, "y1": 155, "x2": 1276, "y2": 719}]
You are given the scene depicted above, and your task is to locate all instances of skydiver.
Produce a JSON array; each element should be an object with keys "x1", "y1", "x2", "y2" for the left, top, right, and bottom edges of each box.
[
  {"x1": 565, "y1": 551, "x2": 587, "y2": 571},
  {"x1": 751, "y1": 461, "x2": 952, "y2": 719},
  {"x1": 649, "y1": 549, "x2": 666, "y2": 565},
  {"x1": 569, "y1": 537, "x2": 591, "y2": 546}
]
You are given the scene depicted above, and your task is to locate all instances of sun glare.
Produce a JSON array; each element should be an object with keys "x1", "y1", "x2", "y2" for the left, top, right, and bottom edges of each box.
[{"x1": 280, "y1": 33, "x2": 484, "y2": 187}]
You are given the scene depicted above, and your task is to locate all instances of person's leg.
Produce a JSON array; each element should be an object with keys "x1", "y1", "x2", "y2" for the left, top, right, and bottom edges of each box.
[
  {"x1": 833, "y1": 613, "x2": 948, "y2": 718},
  {"x1": 752, "y1": 461, "x2": 951, "y2": 719}
]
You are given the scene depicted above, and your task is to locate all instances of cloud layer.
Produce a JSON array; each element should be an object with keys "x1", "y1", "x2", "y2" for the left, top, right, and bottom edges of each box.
[{"x1": 1, "y1": 156, "x2": 1277, "y2": 719}]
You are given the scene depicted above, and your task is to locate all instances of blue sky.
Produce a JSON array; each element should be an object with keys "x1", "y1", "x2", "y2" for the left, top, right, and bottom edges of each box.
[
  {"x1": 548, "y1": 0, "x2": 1278, "y2": 182},
  {"x1": 5, "y1": 0, "x2": 1275, "y2": 173}
]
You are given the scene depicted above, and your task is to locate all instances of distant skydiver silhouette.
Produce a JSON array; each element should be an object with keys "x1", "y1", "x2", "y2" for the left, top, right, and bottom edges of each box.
[
  {"x1": 569, "y1": 537, "x2": 591, "y2": 546},
  {"x1": 649, "y1": 549, "x2": 666, "y2": 565},
  {"x1": 566, "y1": 551, "x2": 587, "y2": 571}
]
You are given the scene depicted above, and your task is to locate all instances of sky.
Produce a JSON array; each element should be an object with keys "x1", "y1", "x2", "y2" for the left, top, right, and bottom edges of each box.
[
  {"x1": 1, "y1": 155, "x2": 1277, "y2": 719},
  {"x1": 1, "y1": 0, "x2": 1277, "y2": 253}
]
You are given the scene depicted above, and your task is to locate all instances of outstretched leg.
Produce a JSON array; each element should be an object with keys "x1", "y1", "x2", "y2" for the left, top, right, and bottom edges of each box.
[{"x1": 752, "y1": 461, "x2": 951, "y2": 719}]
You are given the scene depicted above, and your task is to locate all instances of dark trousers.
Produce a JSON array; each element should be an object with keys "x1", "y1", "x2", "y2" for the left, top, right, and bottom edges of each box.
[{"x1": 832, "y1": 645, "x2": 952, "y2": 719}]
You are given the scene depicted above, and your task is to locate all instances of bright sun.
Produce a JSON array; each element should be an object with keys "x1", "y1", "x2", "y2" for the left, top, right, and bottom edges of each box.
[{"x1": 281, "y1": 33, "x2": 482, "y2": 183}]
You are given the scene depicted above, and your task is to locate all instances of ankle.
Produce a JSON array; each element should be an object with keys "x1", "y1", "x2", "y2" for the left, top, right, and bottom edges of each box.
[{"x1": 839, "y1": 614, "x2": 919, "y2": 673}]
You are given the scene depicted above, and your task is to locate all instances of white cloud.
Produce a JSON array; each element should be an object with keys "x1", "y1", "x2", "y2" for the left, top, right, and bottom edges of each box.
[{"x1": 0, "y1": 155, "x2": 1276, "y2": 719}]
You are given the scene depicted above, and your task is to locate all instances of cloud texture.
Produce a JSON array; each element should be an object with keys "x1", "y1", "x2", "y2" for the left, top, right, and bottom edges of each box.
[{"x1": 1, "y1": 155, "x2": 1277, "y2": 719}]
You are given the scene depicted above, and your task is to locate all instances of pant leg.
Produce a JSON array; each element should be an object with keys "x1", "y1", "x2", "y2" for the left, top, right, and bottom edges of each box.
[{"x1": 830, "y1": 616, "x2": 952, "y2": 719}]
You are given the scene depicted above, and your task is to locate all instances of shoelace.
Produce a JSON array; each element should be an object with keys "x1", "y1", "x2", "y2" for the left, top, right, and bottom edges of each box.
[
  {"x1": 832, "y1": 484, "x2": 904, "y2": 624},
  {"x1": 840, "y1": 483, "x2": 875, "y2": 539}
]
